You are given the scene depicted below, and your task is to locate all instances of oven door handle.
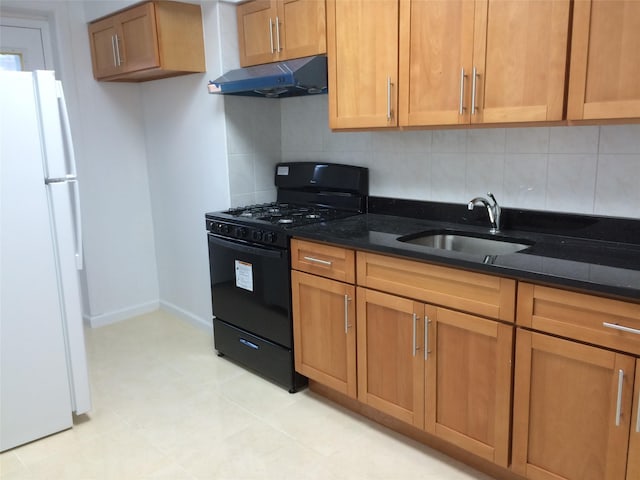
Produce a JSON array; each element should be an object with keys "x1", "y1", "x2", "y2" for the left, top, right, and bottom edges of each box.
[{"x1": 208, "y1": 234, "x2": 284, "y2": 259}]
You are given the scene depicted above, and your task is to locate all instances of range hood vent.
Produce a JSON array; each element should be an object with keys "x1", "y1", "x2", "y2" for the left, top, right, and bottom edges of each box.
[{"x1": 207, "y1": 55, "x2": 327, "y2": 98}]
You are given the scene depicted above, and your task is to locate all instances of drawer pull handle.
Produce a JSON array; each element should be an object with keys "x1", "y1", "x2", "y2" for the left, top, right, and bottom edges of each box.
[
  {"x1": 239, "y1": 338, "x2": 259, "y2": 350},
  {"x1": 303, "y1": 256, "x2": 332, "y2": 266},
  {"x1": 616, "y1": 369, "x2": 624, "y2": 427},
  {"x1": 344, "y1": 295, "x2": 351, "y2": 334},
  {"x1": 603, "y1": 322, "x2": 640, "y2": 336}
]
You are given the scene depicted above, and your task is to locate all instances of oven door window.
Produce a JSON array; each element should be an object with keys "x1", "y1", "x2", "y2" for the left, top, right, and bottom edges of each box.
[{"x1": 208, "y1": 234, "x2": 291, "y2": 348}]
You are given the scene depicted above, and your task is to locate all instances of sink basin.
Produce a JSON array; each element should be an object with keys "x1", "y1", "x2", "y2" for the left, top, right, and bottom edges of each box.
[{"x1": 398, "y1": 231, "x2": 533, "y2": 256}]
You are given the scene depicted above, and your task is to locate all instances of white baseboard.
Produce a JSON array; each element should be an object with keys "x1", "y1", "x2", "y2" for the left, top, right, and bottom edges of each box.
[
  {"x1": 159, "y1": 300, "x2": 211, "y2": 332},
  {"x1": 84, "y1": 300, "x2": 159, "y2": 328}
]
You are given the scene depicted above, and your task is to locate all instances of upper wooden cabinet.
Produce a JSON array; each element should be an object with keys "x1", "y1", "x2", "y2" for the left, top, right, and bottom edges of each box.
[
  {"x1": 237, "y1": 0, "x2": 327, "y2": 67},
  {"x1": 327, "y1": 0, "x2": 570, "y2": 129},
  {"x1": 327, "y1": 0, "x2": 399, "y2": 129},
  {"x1": 568, "y1": 0, "x2": 640, "y2": 121},
  {"x1": 88, "y1": 1, "x2": 205, "y2": 82},
  {"x1": 399, "y1": 0, "x2": 571, "y2": 127}
]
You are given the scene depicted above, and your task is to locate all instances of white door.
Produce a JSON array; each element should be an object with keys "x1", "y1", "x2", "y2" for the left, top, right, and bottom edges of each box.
[{"x1": 0, "y1": 17, "x2": 54, "y2": 71}]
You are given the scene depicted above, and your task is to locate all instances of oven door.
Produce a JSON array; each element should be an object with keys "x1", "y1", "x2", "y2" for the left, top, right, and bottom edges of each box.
[{"x1": 207, "y1": 233, "x2": 291, "y2": 348}]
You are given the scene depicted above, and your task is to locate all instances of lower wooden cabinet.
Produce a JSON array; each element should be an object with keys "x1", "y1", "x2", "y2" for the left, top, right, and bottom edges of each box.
[
  {"x1": 356, "y1": 286, "x2": 513, "y2": 466},
  {"x1": 512, "y1": 329, "x2": 639, "y2": 480},
  {"x1": 291, "y1": 270, "x2": 356, "y2": 398},
  {"x1": 425, "y1": 307, "x2": 513, "y2": 467},
  {"x1": 356, "y1": 287, "x2": 426, "y2": 427}
]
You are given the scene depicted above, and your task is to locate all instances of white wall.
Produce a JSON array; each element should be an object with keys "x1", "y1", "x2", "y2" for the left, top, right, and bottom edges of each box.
[
  {"x1": 142, "y1": 1, "x2": 230, "y2": 328},
  {"x1": 280, "y1": 96, "x2": 640, "y2": 219}
]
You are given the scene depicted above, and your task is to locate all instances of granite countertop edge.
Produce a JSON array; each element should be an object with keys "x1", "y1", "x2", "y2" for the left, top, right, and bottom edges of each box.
[{"x1": 288, "y1": 211, "x2": 640, "y2": 303}]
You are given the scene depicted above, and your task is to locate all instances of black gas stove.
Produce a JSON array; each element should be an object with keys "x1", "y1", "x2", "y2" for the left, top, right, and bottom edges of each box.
[
  {"x1": 207, "y1": 202, "x2": 359, "y2": 248},
  {"x1": 205, "y1": 162, "x2": 368, "y2": 392}
]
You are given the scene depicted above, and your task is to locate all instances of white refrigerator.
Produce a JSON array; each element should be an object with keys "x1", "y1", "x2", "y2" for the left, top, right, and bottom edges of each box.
[{"x1": 1, "y1": 70, "x2": 91, "y2": 451}]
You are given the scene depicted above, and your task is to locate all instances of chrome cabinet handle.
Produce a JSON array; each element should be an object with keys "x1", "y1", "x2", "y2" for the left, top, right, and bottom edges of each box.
[
  {"x1": 269, "y1": 18, "x2": 274, "y2": 54},
  {"x1": 424, "y1": 316, "x2": 430, "y2": 360},
  {"x1": 303, "y1": 256, "x2": 332, "y2": 266},
  {"x1": 111, "y1": 35, "x2": 118, "y2": 67},
  {"x1": 412, "y1": 313, "x2": 417, "y2": 356},
  {"x1": 603, "y1": 322, "x2": 640, "y2": 336},
  {"x1": 114, "y1": 34, "x2": 122, "y2": 66},
  {"x1": 275, "y1": 16, "x2": 281, "y2": 52},
  {"x1": 387, "y1": 77, "x2": 392, "y2": 121},
  {"x1": 471, "y1": 67, "x2": 478, "y2": 115},
  {"x1": 344, "y1": 295, "x2": 351, "y2": 334},
  {"x1": 616, "y1": 369, "x2": 624, "y2": 427},
  {"x1": 459, "y1": 68, "x2": 467, "y2": 115},
  {"x1": 116, "y1": 35, "x2": 123, "y2": 66}
]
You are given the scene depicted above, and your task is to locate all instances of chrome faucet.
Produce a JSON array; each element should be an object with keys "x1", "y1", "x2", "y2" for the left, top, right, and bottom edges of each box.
[{"x1": 468, "y1": 192, "x2": 501, "y2": 233}]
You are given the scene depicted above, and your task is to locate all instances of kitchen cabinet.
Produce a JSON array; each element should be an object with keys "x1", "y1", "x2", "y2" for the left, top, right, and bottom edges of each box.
[
  {"x1": 326, "y1": 0, "x2": 399, "y2": 129},
  {"x1": 88, "y1": 1, "x2": 205, "y2": 82},
  {"x1": 567, "y1": 0, "x2": 640, "y2": 121},
  {"x1": 425, "y1": 307, "x2": 513, "y2": 467},
  {"x1": 356, "y1": 287, "x2": 426, "y2": 427},
  {"x1": 356, "y1": 251, "x2": 514, "y2": 466},
  {"x1": 327, "y1": 0, "x2": 569, "y2": 130},
  {"x1": 236, "y1": 0, "x2": 326, "y2": 67},
  {"x1": 513, "y1": 283, "x2": 640, "y2": 480},
  {"x1": 290, "y1": 240, "x2": 357, "y2": 398},
  {"x1": 399, "y1": 0, "x2": 570, "y2": 126},
  {"x1": 512, "y1": 331, "x2": 636, "y2": 480}
]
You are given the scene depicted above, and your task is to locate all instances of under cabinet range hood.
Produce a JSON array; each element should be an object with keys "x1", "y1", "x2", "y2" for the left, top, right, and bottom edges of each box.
[{"x1": 207, "y1": 55, "x2": 327, "y2": 98}]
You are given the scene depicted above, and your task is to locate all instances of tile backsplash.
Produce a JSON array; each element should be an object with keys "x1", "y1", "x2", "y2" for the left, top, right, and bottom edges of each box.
[{"x1": 225, "y1": 95, "x2": 640, "y2": 219}]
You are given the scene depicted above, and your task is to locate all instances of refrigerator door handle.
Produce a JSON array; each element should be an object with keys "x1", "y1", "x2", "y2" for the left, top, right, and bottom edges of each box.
[
  {"x1": 55, "y1": 81, "x2": 84, "y2": 270},
  {"x1": 45, "y1": 174, "x2": 77, "y2": 185}
]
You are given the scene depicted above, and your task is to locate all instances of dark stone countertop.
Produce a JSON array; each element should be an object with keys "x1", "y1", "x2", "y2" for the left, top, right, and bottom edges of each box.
[{"x1": 288, "y1": 198, "x2": 640, "y2": 302}]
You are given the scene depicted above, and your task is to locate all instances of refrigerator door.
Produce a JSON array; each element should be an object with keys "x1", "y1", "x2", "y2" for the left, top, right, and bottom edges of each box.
[
  {"x1": 0, "y1": 71, "x2": 73, "y2": 451},
  {"x1": 34, "y1": 71, "x2": 91, "y2": 415}
]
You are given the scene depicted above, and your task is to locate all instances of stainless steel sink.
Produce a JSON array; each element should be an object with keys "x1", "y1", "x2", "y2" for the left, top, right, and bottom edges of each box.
[{"x1": 398, "y1": 232, "x2": 532, "y2": 255}]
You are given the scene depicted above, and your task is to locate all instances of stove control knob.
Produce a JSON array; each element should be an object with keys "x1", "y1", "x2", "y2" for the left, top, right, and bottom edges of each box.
[
  {"x1": 237, "y1": 227, "x2": 248, "y2": 238},
  {"x1": 217, "y1": 223, "x2": 230, "y2": 234},
  {"x1": 264, "y1": 232, "x2": 276, "y2": 243},
  {"x1": 252, "y1": 231, "x2": 263, "y2": 241}
]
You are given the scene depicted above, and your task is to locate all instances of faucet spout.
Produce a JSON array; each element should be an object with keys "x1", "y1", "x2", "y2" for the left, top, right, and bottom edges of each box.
[{"x1": 468, "y1": 192, "x2": 501, "y2": 233}]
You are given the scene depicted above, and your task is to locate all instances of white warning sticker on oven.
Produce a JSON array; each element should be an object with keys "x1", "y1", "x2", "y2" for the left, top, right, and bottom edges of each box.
[
  {"x1": 235, "y1": 260, "x2": 254, "y2": 292},
  {"x1": 277, "y1": 165, "x2": 289, "y2": 176}
]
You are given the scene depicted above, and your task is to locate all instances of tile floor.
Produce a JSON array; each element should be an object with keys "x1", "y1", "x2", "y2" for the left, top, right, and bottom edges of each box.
[{"x1": 1, "y1": 310, "x2": 494, "y2": 479}]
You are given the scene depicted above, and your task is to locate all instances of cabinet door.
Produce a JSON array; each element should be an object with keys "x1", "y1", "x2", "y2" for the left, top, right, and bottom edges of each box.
[
  {"x1": 291, "y1": 270, "x2": 356, "y2": 398},
  {"x1": 88, "y1": 18, "x2": 121, "y2": 79},
  {"x1": 118, "y1": 2, "x2": 159, "y2": 73},
  {"x1": 327, "y1": 0, "x2": 399, "y2": 129},
  {"x1": 357, "y1": 287, "x2": 424, "y2": 427},
  {"x1": 512, "y1": 330, "x2": 636, "y2": 480},
  {"x1": 568, "y1": 0, "x2": 640, "y2": 120},
  {"x1": 628, "y1": 360, "x2": 640, "y2": 480},
  {"x1": 278, "y1": 0, "x2": 326, "y2": 61},
  {"x1": 424, "y1": 308, "x2": 513, "y2": 467},
  {"x1": 472, "y1": 0, "x2": 570, "y2": 124},
  {"x1": 398, "y1": 0, "x2": 474, "y2": 126},
  {"x1": 237, "y1": 0, "x2": 277, "y2": 67}
]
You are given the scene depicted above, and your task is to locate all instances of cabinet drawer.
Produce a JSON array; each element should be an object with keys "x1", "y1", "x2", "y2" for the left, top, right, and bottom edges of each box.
[
  {"x1": 357, "y1": 251, "x2": 516, "y2": 322},
  {"x1": 291, "y1": 239, "x2": 355, "y2": 283},
  {"x1": 517, "y1": 283, "x2": 640, "y2": 355}
]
